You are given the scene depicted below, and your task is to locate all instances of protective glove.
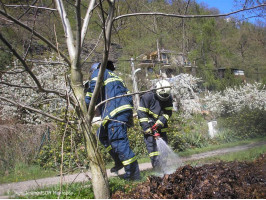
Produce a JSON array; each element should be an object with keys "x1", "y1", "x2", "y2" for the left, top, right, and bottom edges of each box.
[
  {"x1": 144, "y1": 128, "x2": 152, "y2": 135},
  {"x1": 151, "y1": 123, "x2": 159, "y2": 132}
]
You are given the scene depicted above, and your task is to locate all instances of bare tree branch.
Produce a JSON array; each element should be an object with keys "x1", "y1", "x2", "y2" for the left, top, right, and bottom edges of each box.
[
  {"x1": 114, "y1": 3, "x2": 265, "y2": 20},
  {"x1": 87, "y1": 0, "x2": 115, "y2": 124},
  {"x1": 0, "y1": 9, "x2": 70, "y2": 66},
  {"x1": 5, "y1": 5, "x2": 57, "y2": 11},
  {"x1": 0, "y1": 96, "x2": 66, "y2": 122},
  {"x1": 95, "y1": 86, "x2": 171, "y2": 111},
  {"x1": 0, "y1": 33, "x2": 44, "y2": 91},
  {"x1": 81, "y1": 0, "x2": 96, "y2": 46},
  {"x1": 0, "y1": 81, "x2": 38, "y2": 89},
  {"x1": 0, "y1": 33, "x2": 72, "y2": 101},
  {"x1": 17, "y1": 0, "x2": 38, "y2": 19},
  {"x1": 81, "y1": 31, "x2": 103, "y2": 66},
  {"x1": 55, "y1": 0, "x2": 76, "y2": 61}
]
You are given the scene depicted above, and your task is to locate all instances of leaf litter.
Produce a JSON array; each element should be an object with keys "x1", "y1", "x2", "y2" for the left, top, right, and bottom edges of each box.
[{"x1": 112, "y1": 153, "x2": 266, "y2": 199}]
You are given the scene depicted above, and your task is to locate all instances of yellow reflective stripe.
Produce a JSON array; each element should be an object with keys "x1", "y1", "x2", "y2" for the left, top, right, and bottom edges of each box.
[
  {"x1": 86, "y1": 92, "x2": 92, "y2": 97},
  {"x1": 139, "y1": 118, "x2": 149, "y2": 122},
  {"x1": 110, "y1": 104, "x2": 133, "y2": 117},
  {"x1": 165, "y1": 107, "x2": 173, "y2": 111},
  {"x1": 92, "y1": 77, "x2": 97, "y2": 81},
  {"x1": 149, "y1": 151, "x2": 160, "y2": 157},
  {"x1": 163, "y1": 114, "x2": 170, "y2": 120},
  {"x1": 102, "y1": 116, "x2": 110, "y2": 126},
  {"x1": 145, "y1": 128, "x2": 152, "y2": 134},
  {"x1": 161, "y1": 128, "x2": 169, "y2": 132},
  {"x1": 138, "y1": 107, "x2": 149, "y2": 112},
  {"x1": 104, "y1": 77, "x2": 124, "y2": 85},
  {"x1": 122, "y1": 156, "x2": 137, "y2": 166},
  {"x1": 156, "y1": 120, "x2": 164, "y2": 127},
  {"x1": 149, "y1": 110, "x2": 158, "y2": 118},
  {"x1": 106, "y1": 145, "x2": 112, "y2": 152}
]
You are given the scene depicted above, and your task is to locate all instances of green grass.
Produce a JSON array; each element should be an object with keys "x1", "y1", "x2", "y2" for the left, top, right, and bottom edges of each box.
[
  {"x1": 0, "y1": 163, "x2": 57, "y2": 184},
  {"x1": 2, "y1": 136, "x2": 265, "y2": 185},
  {"x1": 14, "y1": 170, "x2": 154, "y2": 199},
  {"x1": 177, "y1": 136, "x2": 266, "y2": 157},
  {"x1": 186, "y1": 144, "x2": 266, "y2": 166}
]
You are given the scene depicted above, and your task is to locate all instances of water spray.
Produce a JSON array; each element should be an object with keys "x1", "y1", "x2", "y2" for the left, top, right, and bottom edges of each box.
[{"x1": 155, "y1": 133, "x2": 183, "y2": 176}]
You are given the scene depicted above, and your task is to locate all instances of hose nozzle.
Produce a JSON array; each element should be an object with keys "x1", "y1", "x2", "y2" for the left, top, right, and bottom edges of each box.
[{"x1": 154, "y1": 132, "x2": 160, "y2": 139}]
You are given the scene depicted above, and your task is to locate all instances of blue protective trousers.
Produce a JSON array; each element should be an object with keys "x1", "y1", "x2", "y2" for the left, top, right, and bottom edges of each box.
[
  {"x1": 97, "y1": 111, "x2": 140, "y2": 180},
  {"x1": 144, "y1": 132, "x2": 167, "y2": 168}
]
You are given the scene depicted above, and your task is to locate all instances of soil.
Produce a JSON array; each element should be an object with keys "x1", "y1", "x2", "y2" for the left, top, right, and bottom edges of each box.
[{"x1": 112, "y1": 153, "x2": 266, "y2": 199}]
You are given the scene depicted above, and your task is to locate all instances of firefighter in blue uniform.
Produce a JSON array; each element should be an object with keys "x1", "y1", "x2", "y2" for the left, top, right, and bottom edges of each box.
[
  {"x1": 85, "y1": 61, "x2": 140, "y2": 180},
  {"x1": 137, "y1": 80, "x2": 173, "y2": 169}
]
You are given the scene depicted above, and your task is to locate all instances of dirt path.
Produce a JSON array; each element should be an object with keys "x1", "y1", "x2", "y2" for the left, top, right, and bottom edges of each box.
[{"x1": 0, "y1": 141, "x2": 265, "y2": 198}]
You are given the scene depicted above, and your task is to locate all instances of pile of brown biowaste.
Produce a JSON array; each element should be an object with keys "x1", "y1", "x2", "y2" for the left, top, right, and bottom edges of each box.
[{"x1": 112, "y1": 154, "x2": 266, "y2": 199}]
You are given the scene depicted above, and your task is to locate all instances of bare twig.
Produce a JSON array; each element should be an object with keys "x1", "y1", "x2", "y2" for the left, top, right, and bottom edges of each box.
[
  {"x1": 95, "y1": 86, "x2": 172, "y2": 110},
  {"x1": 114, "y1": 4, "x2": 265, "y2": 20},
  {"x1": 0, "y1": 9, "x2": 70, "y2": 65},
  {"x1": 59, "y1": 74, "x2": 71, "y2": 198},
  {"x1": 5, "y1": 5, "x2": 57, "y2": 11},
  {"x1": 81, "y1": 31, "x2": 103, "y2": 66},
  {"x1": 0, "y1": 96, "x2": 66, "y2": 123}
]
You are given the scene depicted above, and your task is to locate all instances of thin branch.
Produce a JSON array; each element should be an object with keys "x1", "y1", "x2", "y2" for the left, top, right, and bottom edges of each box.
[
  {"x1": 5, "y1": 5, "x2": 57, "y2": 11},
  {"x1": 75, "y1": 0, "x2": 82, "y2": 66},
  {"x1": 0, "y1": 81, "x2": 38, "y2": 89},
  {"x1": 114, "y1": 4, "x2": 265, "y2": 21},
  {"x1": 81, "y1": 31, "x2": 103, "y2": 66},
  {"x1": 81, "y1": 0, "x2": 96, "y2": 46},
  {"x1": 55, "y1": 0, "x2": 76, "y2": 61},
  {"x1": 0, "y1": 33, "x2": 44, "y2": 91},
  {"x1": 17, "y1": 0, "x2": 38, "y2": 19},
  {"x1": 0, "y1": 33, "x2": 71, "y2": 100},
  {"x1": 0, "y1": 96, "x2": 66, "y2": 122},
  {"x1": 95, "y1": 86, "x2": 172, "y2": 110},
  {"x1": 0, "y1": 9, "x2": 70, "y2": 66},
  {"x1": 87, "y1": 0, "x2": 115, "y2": 123},
  {"x1": 23, "y1": 6, "x2": 39, "y2": 60}
]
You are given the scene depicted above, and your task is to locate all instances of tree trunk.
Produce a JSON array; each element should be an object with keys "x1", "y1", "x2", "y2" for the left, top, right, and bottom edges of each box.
[{"x1": 71, "y1": 67, "x2": 110, "y2": 199}]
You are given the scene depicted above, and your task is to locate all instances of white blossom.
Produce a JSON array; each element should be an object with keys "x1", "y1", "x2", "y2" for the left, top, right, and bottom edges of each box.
[
  {"x1": 0, "y1": 55, "x2": 70, "y2": 123},
  {"x1": 203, "y1": 83, "x2": 266, "y2": 117}
]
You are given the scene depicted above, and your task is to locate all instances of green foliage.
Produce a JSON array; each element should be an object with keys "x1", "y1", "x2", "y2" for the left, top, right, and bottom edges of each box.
[
  {"x1": 217, "y1": 108, "x2": 266, "y2": 142},
  {"x1": 127, "y1": 118, "x2": 148, "y2": 158},
  {"x1": 36, "y1": 112, "x2": 89, "y2": 171},
  {"x1": 168, "y1": 113, "x2": 210, "y2": 151}
]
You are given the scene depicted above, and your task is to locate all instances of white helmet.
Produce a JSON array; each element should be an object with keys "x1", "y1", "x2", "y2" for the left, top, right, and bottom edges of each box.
[{"x1": 155, "y1": 80, "x2": 171, "y2": 101}]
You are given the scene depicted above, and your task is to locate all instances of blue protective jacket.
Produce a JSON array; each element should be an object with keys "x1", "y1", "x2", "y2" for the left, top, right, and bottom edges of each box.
[
  {"x1": 85, "y1": 68, "x2": 133, "y2": 126},
  {"x1": 137, "y1": 92, "x2": 173, "y2": 133}
]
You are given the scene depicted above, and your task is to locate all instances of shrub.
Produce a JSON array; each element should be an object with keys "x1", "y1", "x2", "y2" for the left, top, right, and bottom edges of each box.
[{"x1": 217, "y1": 108, "x2": 266, "y2": 141}]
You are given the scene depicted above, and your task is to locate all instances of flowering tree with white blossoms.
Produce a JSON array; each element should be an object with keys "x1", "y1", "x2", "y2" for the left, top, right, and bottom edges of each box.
[
  {"x1": 1, "y1": 56, "x2": 68, "y2": 123},
  {"x1": 203, "y1": 82, "x2": 266, "y2": 118},
  {"x1": 168, "y1": 73, "x2": 203, "y2": 118}
]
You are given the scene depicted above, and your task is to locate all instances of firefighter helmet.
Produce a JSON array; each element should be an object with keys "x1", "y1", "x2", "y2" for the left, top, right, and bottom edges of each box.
[
  {"x1": 90, "y1": 62, "x2": 100, "y2": 73},
  {"x1": 155, "y1": 80, "x2": 171, "y2": 101}
]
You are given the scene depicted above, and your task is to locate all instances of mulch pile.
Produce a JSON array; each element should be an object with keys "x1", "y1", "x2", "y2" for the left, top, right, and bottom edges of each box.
[{"x1": 112, "y1": 154, "x2": 266, "y2": 199}]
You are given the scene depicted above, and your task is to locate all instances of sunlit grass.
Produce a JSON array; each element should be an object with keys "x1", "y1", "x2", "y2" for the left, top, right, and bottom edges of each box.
[
  {"x1": 177, "y1": 136, "x2": 266, "y2": 157},
  {"x1": 186, "y1": 144, "x2": 266, "y2": 166},
  {"x1": 14, "y1": 170, "x2": 154, "y2": 199},
  {"x1": 0, "y1": 163, "x2": 57, "y2": 184},
  {"x1": 2, "y1": 136, "x2": 265, "y2": 184}
]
